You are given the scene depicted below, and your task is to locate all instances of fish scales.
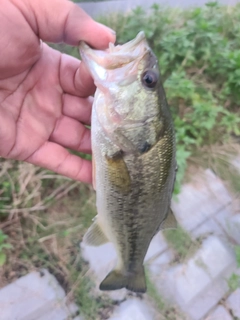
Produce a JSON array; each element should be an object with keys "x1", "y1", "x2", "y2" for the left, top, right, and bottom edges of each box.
[{"x1": 79, "y1": 31, "x2": 177, "y2": 293}]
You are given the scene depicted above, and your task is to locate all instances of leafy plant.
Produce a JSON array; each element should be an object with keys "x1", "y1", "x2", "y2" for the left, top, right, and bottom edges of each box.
[
  {"x1": 164, "y1": 227, "x2": 199, "y2": 260},
  {"x1": 227, "y1": 273, "x2": 240, "y2": 292},
  {"x1": 0, "y1": 230, "x2": 12, "y2": 266},
  {"x1": 97, "y1": 3, "x2": 240, "y2": 193},
  {"x1": 227, "y1": 246, "x2": 240, "y2": 291}
]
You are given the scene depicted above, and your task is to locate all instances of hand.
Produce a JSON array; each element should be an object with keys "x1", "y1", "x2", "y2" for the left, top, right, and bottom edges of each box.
[{"x1": 0, "y1": 0, "x2": 115, "y2": 184}]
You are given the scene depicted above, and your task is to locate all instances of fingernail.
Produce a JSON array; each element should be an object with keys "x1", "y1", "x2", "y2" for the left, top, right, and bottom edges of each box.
[{"x1": 99, "y1": 23, "x2": 116, "y2": 36}]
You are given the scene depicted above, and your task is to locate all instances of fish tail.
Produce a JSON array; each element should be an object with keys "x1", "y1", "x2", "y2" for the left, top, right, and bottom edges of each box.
[
  {"x1": 99, "y1": 267, "x2": 146, "y2": 293},
  {"x1": 126, "y1": 266, "x2": 146, "y2": 293}
]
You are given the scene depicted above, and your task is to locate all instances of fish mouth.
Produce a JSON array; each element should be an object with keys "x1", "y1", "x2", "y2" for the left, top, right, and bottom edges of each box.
[{"x1": 79, "y1": 31, "x2": 150, "y2": 85}]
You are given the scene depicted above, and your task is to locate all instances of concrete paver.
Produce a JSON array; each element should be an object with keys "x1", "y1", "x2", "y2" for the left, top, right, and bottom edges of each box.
[
  {"x1": 108, "y1": 298, "x2": 156, "y2": 320},
  {"x1": 225, "y1": 288, "x2": 240, "y2": 318},
  {"x1": 0, "y1": 269, "x2": 78, "y2": 320},
  {"x1": 152, "y1": 236, "x2": 236, "y2": 320},
  {"x1": 172, "y1": 169, "x2": 232, "y2": 233},
  {"x1": 205, "y1": 305, "x2": 233, "y2": 320}
]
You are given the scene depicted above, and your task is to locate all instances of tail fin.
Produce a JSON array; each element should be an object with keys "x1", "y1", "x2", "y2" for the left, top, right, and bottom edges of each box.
[
  {"x1": 126, "y1": 267, "x2": 146, "y2": 293},
  {"x1": 99, "y1": 267, "x2": 146, "y2": 293}
]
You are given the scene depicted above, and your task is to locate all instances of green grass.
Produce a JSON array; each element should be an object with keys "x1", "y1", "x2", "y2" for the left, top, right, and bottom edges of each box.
[
  {"x1": 163, "y1": 227, "x2": 199, "y2": 261},
  {"x1": 227, "y1": 245, "x2": 240, "y2": 292},
  {"x1": 145, "y1": 269, "x2": 186, "y2": 320},
  {"x1": 228, "y1": 273, "x2": 240, "y2": 292}
]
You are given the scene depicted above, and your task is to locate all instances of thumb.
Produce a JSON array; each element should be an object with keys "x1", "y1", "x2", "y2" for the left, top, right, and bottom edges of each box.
[{"x1": 21, "y1": 0, "x2": 116, "y2": 48}]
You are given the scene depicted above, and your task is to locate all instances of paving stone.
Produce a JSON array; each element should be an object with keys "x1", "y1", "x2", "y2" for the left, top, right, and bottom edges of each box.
[
  {"x1": 148, "y1": 249, "x2": 174, "y2": 275},
  {"x1": 191, "y1": 217, "x2": 223, "y2": 240},
  {"x1": 108, "y1": 297, "x2": 156, "y2": 320},
  {"x1": 153, "y1": 236, "x2": 235, "y2": 320},
  {"x1": 187, "y1": 278, "x2": 229, "y2": 320},
  {"x1": 194, "y1": 236, "x2": 235, "y2": 279},
  {"x1": 172, "y1": 169, "x2": 232, "y2": 232},
  {"x1": 215, "y1": 212, "x2": 240, "y2": 245},
  {"x1": 226, "y1": 288, "x2": 240, "y2": 318},
  {"x1": 0, "y1": 269, "x2": 78, "y2": 320},
  {"x1": 205, "y1": 305, "x2": 233, "y2": 320}
]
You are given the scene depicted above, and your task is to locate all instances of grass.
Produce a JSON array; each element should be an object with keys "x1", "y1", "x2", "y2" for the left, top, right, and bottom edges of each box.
[
  {"x1": 227, "y1": 246, "x2": 240, "y2": 292},
  {"x1": 0, "y1": 165, "x2": 114, "y2": 319},
  {"x1": 163, "y1": 227, "x2": 200, "y2": 261}
]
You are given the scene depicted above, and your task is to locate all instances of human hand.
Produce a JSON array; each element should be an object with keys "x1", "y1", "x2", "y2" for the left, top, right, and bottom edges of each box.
[{"x1": 0, "y1": 0, "x2": 115, "y2": 184}]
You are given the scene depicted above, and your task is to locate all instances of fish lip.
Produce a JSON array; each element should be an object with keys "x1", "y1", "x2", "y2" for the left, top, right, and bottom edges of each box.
[
  {"x1": 117, "y1": 31, "x2": 146, "y2": 52},
  {"x1": 79, "y1": 31, "x2": 149, "y2": 70}
]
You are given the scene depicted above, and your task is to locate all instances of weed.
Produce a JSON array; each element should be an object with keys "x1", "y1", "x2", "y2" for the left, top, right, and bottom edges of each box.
[
  {"x1": 235, "y1": 245, "x2": 240, "y2": 268},
  {"x1": 228, "y1": 273, "x2": 240, "y2": 292},
  {"x1": 227, "y1": 245, "x2": 240, "y2": 291},
  {"x1": 145, "y1": 269, "x2": 185, "y2": 320},
  {"x1": 145, "y1": 269, "x2": 165, "y2": 311},
  {"x1": 163, "y1": 227, "x2": 199, "y2": 261},
  {"x1": 0, "y1": 230, "x2": 12, "y2": 266},
  {"x1": 191, "y1": 143, "x2": 240, "y2": 195}
]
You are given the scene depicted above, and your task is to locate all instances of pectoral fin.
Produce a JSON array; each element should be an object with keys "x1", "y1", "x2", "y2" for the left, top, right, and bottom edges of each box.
[
  {"x1": 83, "y1": 220, "x2": 109, "y2": 246},
  {"x1": 161, "y1": 208, "x2": 178, "y2": 230},
  {"x1": 105, "y1": 152, "x2": 131, "y2": 193}
]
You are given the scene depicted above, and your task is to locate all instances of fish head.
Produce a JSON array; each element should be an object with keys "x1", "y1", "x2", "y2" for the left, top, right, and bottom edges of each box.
[{"x1": 79, "y1": 32, "x2": 162, "y2": 127}]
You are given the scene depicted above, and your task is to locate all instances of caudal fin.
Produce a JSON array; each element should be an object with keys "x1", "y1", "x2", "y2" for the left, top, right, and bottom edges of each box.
[{"x1": 99, "y1": 267, "x2": 146, "y2": 293}]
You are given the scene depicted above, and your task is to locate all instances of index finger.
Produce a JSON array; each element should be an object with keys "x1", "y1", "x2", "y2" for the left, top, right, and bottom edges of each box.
[{"x1": 23, "y1": 0, "x2": 116, "y2": 48}]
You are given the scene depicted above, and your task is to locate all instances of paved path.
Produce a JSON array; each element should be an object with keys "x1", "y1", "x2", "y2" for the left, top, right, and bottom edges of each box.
[
  {"x1": 1, "y1": 156, "x2": 239, "y2": 319},
  {"x1": 81, "y1": 157, "x2": 240, "y2": 319},
  {"x1": 78, "y1": 0, "x2": 240, "y2": 18}
]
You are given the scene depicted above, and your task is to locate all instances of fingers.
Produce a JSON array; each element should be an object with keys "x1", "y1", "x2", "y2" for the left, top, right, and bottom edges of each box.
[
  {"x1": 50, "y1": 115, "x2": 91, "y2": 154},
  {"x1": 25, "y1": 0, "x2": 116, "y2": 48},
  {"x1": 26, "y1": 141, "x2": 92, "y2": 183},
  {"x1": 62, "y1": 94, "x2": 92, "y2": 125},
  {"x1": 59, "y1": 53, "x2": 95, "y2": 97}
]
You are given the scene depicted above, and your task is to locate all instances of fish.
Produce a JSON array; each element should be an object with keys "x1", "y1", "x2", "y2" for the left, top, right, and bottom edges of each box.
[{"x1": 79, "y1": 31, "x2": 177, "y2": 293}]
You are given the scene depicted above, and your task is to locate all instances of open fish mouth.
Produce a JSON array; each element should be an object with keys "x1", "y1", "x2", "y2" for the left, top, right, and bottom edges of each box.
[
  {"x1": 79, "y1": 31, "x2": 151, "y2": 84},
  {"x1": 79, "y1": 31, "x2": 148, "y2": 69}
]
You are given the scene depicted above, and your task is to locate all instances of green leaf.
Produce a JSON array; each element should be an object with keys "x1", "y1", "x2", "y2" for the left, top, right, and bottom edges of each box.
[
  {"x1": 0, "y1": 252, "x2": 6, "y2": 266},
  {"x1": 234, "y1": 246, "x2": 240, "y2": 268}
]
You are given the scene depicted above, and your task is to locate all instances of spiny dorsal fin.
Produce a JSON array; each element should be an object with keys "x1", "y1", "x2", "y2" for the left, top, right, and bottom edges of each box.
[
  {"x1": 161, "y1": 208, "x2": 178, "y2": 230},
  {"x1": 83, "y1": 220, "x2": 109, "y2": 246}
]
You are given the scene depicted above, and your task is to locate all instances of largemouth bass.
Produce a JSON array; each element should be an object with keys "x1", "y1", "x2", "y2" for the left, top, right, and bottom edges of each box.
[{"x1": 79, "y1": 32, "x2": 177, "y2": 293}]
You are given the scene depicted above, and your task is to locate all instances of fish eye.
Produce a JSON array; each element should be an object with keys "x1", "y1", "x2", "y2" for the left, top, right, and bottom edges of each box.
[{"x1": 141, "y1": 70, "x2": 158, "y2": 89}]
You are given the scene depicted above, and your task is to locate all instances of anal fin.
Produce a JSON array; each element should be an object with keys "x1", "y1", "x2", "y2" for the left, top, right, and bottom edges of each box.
[{"x1": 83, "y1": 220, "x2": 109, "y2": 246}]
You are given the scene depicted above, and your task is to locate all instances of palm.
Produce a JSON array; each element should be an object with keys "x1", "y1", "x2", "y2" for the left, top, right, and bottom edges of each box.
[{"x1": 0, "y1": 0, "x2": 115, "y2": 183}]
